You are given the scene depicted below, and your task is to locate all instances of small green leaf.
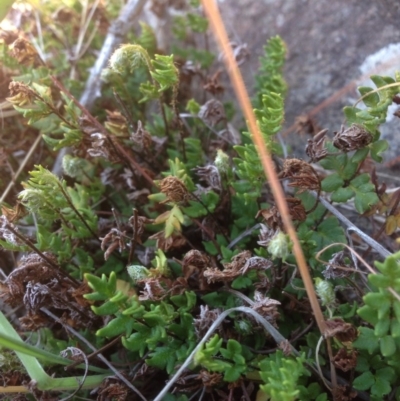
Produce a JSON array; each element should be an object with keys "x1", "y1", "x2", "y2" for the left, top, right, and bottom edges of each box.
[
  {"x1": 358, "y1": 86, "x2": 380, "y2": 107},
  {"x1": 331, "y1": 187, "x2": 354, "y2": 203},
  {"x1": 223, "y1": 365, "x2": 242, "y2": 382},
  {"x1": 374, "y1": 318, "x2": 390, "y2": 337},
  {"x1": 364, "y1": 292, "x2": 390, "y2": 308},
  {"x1": 370, "y1": 140, "x2": 388, "y2": 162},
  {"x1": 231, "y1": 275, "x2": 253, "y2": 289},
  {"x1": 122, "y1": 328, "x2": 150, "y2": 355},
  {"x1": 371, "y1": 377, "x2": 391, "y2": 397},
  {"x1": 224, "y1": 339, "x2": 242, "y2": 359},
  {"x1": 390, "y1": 319, "x2": 400, "y2": 338},
  {"x1": 376, "y1": 367, "x2": 396, "y2": 384},
  {"x1": 170, "y1": 291, "x2": 196, "y2": 312},
  {"x1": 202, "y1": 240, "x2": 219, "y2": 256},
  {"x1": 92, "y1": 300, "x2": 120, "y2": 316},
  {"x1": 354, "y1": 191, "x2": 379, "y2": 214},
  {"x1": 146, "y1": 346, "x2": 178, "y2": 374},
  {"x1": 341, "y1": 160, "x2": 359, "y2": 180},
  {"x1": 351, "y1": 147, "x2": 369, "y2": 163},
  {"x1": 353, "y1": 327, "x2": 379, "y2": 354},
  {"x1": 321, "y1": 173, "x2": 344, "y2": 192},
  {"x1": 357, "y1": 305, "x2": 378, "y2": 326},
  {"x1": 96, "y1": 315, "x2": 133, "y2": 337},
  {"x1": 368, "y1": 274, "x2": 391, "y2": 288},
  {"x1": 353, "y1": 371, "x2": 374, "y2": 391},
  {"x1": 370, "y1": 74, "x2": 394, "y2": 88},
  {"x1": 380, "y1": 335, "x2": 396, "y2": 357},
  {"x1": 343, "y1": 106, "x2": 360, "y2": 125}
]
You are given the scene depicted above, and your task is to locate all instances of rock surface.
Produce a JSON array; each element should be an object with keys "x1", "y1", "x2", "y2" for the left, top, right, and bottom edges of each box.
[{"x1": 219, "y1": 0, "x2": 400, "y2": 162}]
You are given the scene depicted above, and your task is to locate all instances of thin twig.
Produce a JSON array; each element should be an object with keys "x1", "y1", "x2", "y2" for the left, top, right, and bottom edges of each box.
[
  {"x1": 4, "y1": 224, "x2": 59, "y2": 271},
  {"x1": 312, "y1": 191, "x2": 392, "y2": 259},
  {"x1": 227, "y1": 223, "x2": 260, "y2": 250},
  {"x1": 57, "y1": 183, "x2": 99, "y2": 240},
  {"x1": 316, "y1": 243, "x2": 400, "y2": 302},
  {"x1": 65, "y1": 335, "x2": 122, "y2": 371},
  {"x1": 0, "y1": 133, "x2": 42, "y2": 205}
]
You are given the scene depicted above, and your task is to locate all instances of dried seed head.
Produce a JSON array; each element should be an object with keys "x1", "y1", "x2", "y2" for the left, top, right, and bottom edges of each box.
[
  {"x1": 294, "y1": 114, "x2": 321, "y2": 136},
  {"x1": 182, "y1": 249, "x2": 210, "y2": 290},
  {"x1": 325, "y1": 318, "x2": 357, "y2": 342},
  {"x1": 10, "y1": 38, "x2": 39, "y2": 66},
  {"x1": 194, "y1": 165, "x2": 221, "y2": 191},
  {"x1": 279, "y1": 158, "x2": 320, "y2": 193},
  {"x1": 333, "y1": 348, "x2": 358, "y2": 372},
  {"x1": 305, "y1": 128, "x2": 328, "y2": 162},
  {"x1": 193, "y1": 305, "x2": 223, "y2": 338},
  {"x1": 52, "y1": 7, "x2": 75, "y2": 23},
  {"x1": 159, "y1": 176, "x2": 189, "y2": 203},
  {"x1": 139, "y1": 278, "x2": 167, "y2": 301},
  {"x1": 251, "y1": 291, "x2": 281, "y2": 325},
  {"x1": 87, "y1": 132, "x2": 110, "y2": 159},
  {"x1": 182, "y1": 250, "x2": 210, "y2": 271},
  {"x1": 204, "y1": 250, "x2": 266, "y2": 284},
  {"x1": 256, "y1": 207, "x2": 283, "y2": 230},
  {"x1": 104, "y1": 110, "x2": 129, "y2": 137},
  {"x1": 257, "y1": 224, "x2": 277, "y2": 248},
  {"x1": 198, "y1": 99, "x2": 226, "y2": 127},
  {"x1": 7, "y1": 81, "x2": 35, "y2": 107},
  {"x1": 100, "y1": 227, "x2": 126, "y2": 260},
  {"x1": 231, "y1": 42, "x2": 250, "y2": 66},
  {"x1": 333, "y1": 124, "x2": 373, "y2": 152},
  {"x1": 128, "y1": 212, "x2": 151, "y2": 241},
  {"x1": 198, "y1": 370, "x2": 223, "y2": 387},
  {"x1": 203, "y1": 70, "x2": 225, "y2": 96},
  {"x1": 286, "y1": 197, "x2": 307, "y2": 222},
  {"x1": 130, "y1": 120, "x2": 152, "y2": 150},
  {"x1": 323, "y1": 251, "x2": 353, "y2": 279},
  {"x1": 219, "y1": 41, "x2": 250, "y2": 66}
]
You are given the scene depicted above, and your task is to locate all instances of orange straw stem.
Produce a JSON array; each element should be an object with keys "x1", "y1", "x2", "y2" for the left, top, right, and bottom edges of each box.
[{"x1": 201, "y1": 0, "x2": 327, "y2": 335}]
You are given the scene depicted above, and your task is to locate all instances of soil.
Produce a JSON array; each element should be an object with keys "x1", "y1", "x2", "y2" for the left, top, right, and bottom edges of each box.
[{"x1": 219, "y1": 0, "x2": 400, "y2": 162}]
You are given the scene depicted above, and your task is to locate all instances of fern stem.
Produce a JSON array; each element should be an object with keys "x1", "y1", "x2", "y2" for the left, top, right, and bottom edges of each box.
[
  {"x1": 314, "y1": 191, "x2": 391, "y2": 258},
  {"x1": 190, "y1": 192, "x2": 230, "y2": 243},
  {"x1": 4, "y1": 225, "x2": 53, "y2": 269},
  {"x1": 0, "y1": 133, "x2": 42, "y2": 205},
  {"x1": 56, "y1": 182, "x2": 98, "y2": 240}
]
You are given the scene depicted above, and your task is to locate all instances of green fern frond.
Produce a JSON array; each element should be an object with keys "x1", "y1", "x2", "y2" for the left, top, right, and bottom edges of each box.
[
  {"x1": 344, "y1": 74, "x2": 400, "y2": 137},
  {"x1": 255, "y1": 35, "x2": 287, "y2": 106},
  {"x1": 138, "y1": 22, "x2": 157, "y2": 55}
]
